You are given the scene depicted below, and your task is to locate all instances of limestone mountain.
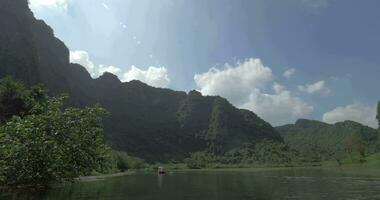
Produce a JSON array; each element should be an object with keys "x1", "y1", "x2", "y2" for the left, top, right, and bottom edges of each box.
[{"x1": 0, "y1": 0, "x2": 282, "y2": 161}]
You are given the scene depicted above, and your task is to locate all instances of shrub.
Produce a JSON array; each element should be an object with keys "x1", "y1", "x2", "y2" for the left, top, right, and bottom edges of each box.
[{"x1": 0, "y1": 78, "x2": 109, "y2": 188}]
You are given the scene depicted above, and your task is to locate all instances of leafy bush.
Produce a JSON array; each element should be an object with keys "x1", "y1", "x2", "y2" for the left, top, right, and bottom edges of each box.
[
  {"x1": 109, "y1": 150, "x2": 147, "y2": 172},
  {"x1": 0, "y1": 77, "x2": 45, "y2": 124},
  {"x1": 0, "y1": 78, "x2": 109, "y2": 188}
]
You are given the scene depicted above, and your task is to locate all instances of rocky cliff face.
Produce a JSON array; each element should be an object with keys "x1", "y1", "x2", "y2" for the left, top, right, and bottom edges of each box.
[{"x1": 0, "y1": 0, "x2": 282, "y2": 161}]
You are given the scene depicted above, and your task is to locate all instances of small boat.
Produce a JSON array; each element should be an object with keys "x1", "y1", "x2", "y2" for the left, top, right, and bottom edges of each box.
[{"x1": 158, "y1": 166, "x2": 166, "y2": 175}]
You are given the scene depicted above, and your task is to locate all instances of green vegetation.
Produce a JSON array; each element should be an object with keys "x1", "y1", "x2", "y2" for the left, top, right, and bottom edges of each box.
[
  {"x1": 182, "y1": 113, "x2": 380, "y2": 169},
  {"x1": 0, "y1": 78, "x2": 109, "y2": 188},
  {"x1": 2, "y1": 1, "x2": 380, "y2": 191},
  {"x1": 0, "y1": 77, "x2": 35, "y2": 124},
  {"x1": 277, "y1": 119, "x2": 380, "y2": 166},
  {"x1": 0, "y1": 0, "x2": 282, "y2": 162},
  {"x1": 108, "y1": 150, "x2": 148, "y2": 172},
  {"x1": 184, "y1": 141, "x2": 302, "y2": 169}
]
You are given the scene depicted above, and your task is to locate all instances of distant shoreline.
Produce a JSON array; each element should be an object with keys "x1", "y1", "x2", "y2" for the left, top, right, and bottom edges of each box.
[
  {"x1": 75, "y1": 164, "x2": 380, "y2": 183},
  {"x1": 76, "y1": 171, "x2": 136, "y2": 182}
]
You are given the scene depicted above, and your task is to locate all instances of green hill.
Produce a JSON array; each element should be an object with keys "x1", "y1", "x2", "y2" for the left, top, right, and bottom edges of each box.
[
  {"x1": 0, "y1": 0, "x2": 281, "y2": 162},
  {"x1": 277, "y1": 119, "x2": 379, "y2": 161}
]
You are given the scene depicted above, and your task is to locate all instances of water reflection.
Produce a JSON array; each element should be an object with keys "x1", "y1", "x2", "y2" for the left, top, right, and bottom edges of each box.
[
  {"x1": 157, "y1": 174, "x2": 164, "y2": 188},
  {"x1": 2, "y1": 168, "x2": 380, "y2": 200}
]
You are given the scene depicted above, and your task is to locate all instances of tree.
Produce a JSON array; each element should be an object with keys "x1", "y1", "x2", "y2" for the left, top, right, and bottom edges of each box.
[
  {"x1": 377, "y1": 101, "x2": 380, "y2": 129},
  {"x1": 326, "y1": 146, "x2": 345, "y2": 166},
  {"x1": 0, "y1": 77, "x2": 29, "y2": 124},
  {"x1": 184, "y1": 152, "x2": 215, "y2": 169},
  {"x1": 0, "y1": 78, "x2": 109, "y2": 188},
  {"x1": 344, "y1": 134, "x2": 366, "y2": 163},
  {"x1": 0, "y1": 77, "x2": 48, "y2": 124},
  {"x1": 377, "y1": 102, "x2": 380, "y2": 152}
]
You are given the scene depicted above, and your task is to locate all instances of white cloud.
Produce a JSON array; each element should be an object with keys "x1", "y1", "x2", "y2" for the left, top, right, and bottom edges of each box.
[
  {"x1": 322, "y1": 103, "x2": 378, "y2": 128},
  {"x1": 123, "y1": 66, "x2": 170, "y2": 88},
  {"x1": 283, "y1": 68, "x2": 296, "y2": 79},
  {"x1": 70, "y1": 50, "x2": 170, "y2": 88},
  {"x1": 194, "y1": 58, "x2": 313, "y2": 126},
  {"x1": 194, "y1": 58, "x2": 273, "y2": 105},
  {"x1": 298, "y1": 80, "x2": 331, "y2": 95},
  {"x1": 273, "y1": 82, "x2": 285, "y2": 94},
  {"x1": 70, "y1": 50, "x2": 95, "y2": 76},
  {"x1": 70, "y1": 50, "x2": 121, "y2": 78},
  {"x1": 98, "y1": 65, "x2": 121, "y2": 75},
  {"x1": 241, "y1": 89, "x2": 314, "y2": 126},
  {"x1": 29, "y1": 0, "x2": 68, "y2": 10}
]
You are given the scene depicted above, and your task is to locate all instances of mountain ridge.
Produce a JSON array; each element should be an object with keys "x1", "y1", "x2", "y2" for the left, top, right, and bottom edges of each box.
[
  {"x1": 276, "y1": 119, "x2": 379, "y2": 161},
  {"x1": 0, "y1": 0, "x2": 282, "y2": 161}
]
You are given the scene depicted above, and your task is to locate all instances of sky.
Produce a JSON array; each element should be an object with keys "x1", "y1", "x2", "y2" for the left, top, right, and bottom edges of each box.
[{"x1": 28, "y1": 0, "x2": 380, "y2": 128}]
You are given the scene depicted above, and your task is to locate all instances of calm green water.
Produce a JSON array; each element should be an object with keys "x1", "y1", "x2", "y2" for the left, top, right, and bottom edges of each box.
[{"x1": 3, "y1": 168, "x2": 380, "y2": 200}]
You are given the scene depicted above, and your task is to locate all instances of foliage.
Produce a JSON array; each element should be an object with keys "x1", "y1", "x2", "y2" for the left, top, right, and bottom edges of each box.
[
  {"x1": 0, "y1": 76, "x2": 47, "y2": 124},
  {"x1": 0, "y1": 78, "x2": 109, "y2": 188},
  {"x1": 377, "y1": 101, "x2": 380, "y2": 129},
  {"x1": 184, "y1": 141, "x2": 300, "y2": 169},
  {"x1": 4, "y1": 0, "x2": 380, "y2": 169},
  {"x1": 277, "y1": 119, "x2": 379, "y2": 163},
  {"x1": 0, "y1": 0, "x2": 284, "y2": 163},
  {"x1": 184, "y1": 152, "x2": 216, "y2": 169},
  {"x1": 344, "y1": 133, "x2": 367, "y2": 163},
  {"x1": 108, "y1": 150, "x2": 147, "y2": 172}
]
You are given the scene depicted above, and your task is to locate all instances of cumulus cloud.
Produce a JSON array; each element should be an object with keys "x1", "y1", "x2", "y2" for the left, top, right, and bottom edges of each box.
[
  {"x1": 241, "y1": 89, "x2": 314, "y2": 126},
  {"x1": 273, "y1": 82, "x2": 285, "y2": 94},
  {"x1": 123, "y1": 66, "x2": 170, "y2": 88},
  {"x1": 246, "y1": 82, "x2": 313, "y2": 126},
  {"x1": 194, "y1": 58, "x2": 313, "y2": 126},
  {"x1": 97, "y1": 65, "x2": 121, "y2": 76},
  {"x1": 322, "y1": 103, "x2": 377, "y2": 128},
  {"x1": 70, "y1": 50, "x2": 170, "y2": 88},
  {"x1": 283, "y1": 68, "x2": 296, "y2": 79},
  {"x1": 298, "y1": 80, "x2": 331, "y2": 95},
  {"x1": 29, "y1": 0, "x2": 68, "y2": 9},
  {"x1": 70, "y1": 50, "x2": 95, "y2": 75},
  {"x1": 69, "y1": 50, "x2": 121, "y2": 78},
  {"x1": 194, "y1": 58, "x2": 273, "y2": 105}
]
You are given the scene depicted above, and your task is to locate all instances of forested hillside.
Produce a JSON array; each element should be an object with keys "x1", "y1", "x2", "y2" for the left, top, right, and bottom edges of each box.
[
  {"x1": 0, "y1": 0, "x2": 281, "y2": 162},
  {"x1": 277, "y1": 119, "x2": 379, "y2": 162}
]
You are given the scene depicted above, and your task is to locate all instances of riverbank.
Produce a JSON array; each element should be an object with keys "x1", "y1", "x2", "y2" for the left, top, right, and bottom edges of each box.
[
  {"x1": 76, "y1": 171, "x2": 136, "y2": 182},
  {"x1": 68, "y1": 154, "x2": 380, "y2": 183},
  {"x1": 90, "y1": 165, "x2": 380, "y2": 179}
]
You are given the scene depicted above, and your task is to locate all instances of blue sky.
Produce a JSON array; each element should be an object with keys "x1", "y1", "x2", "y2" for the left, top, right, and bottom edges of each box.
[{"x1": 29, "y1": 0, "x2": 380, "y2": 127}]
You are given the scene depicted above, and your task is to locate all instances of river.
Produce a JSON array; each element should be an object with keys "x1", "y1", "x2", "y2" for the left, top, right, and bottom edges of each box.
[{"x1": 2, "y1": 167, "x2": 380, "y2": 200}]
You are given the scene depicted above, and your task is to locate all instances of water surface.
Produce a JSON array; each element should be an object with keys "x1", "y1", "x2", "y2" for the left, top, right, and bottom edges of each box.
[{"x1": 3, "y1": 168, "x2": 380, "y2": 200}]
